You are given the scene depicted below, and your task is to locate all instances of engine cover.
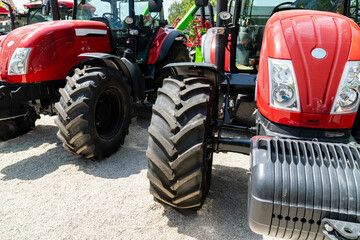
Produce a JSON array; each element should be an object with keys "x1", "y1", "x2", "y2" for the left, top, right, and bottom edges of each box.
[
  {"x1": 249, "y1": 136, "x2": 360, "y2": 239},
  {"x1": 256, "y1": 10, "x2": 360, "y2": 129}
]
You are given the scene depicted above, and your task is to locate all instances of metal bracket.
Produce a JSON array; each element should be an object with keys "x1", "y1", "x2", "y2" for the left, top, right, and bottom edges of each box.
[{"x1": 322, "y1": 218, "x2": 360, "y2": 240}]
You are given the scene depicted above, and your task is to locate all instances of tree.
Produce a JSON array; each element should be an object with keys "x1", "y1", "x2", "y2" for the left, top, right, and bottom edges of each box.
[
  {"x1": 168, "y1": 0, "x2": 217, "y2": 24},
  {"x1": 168, "y1": 0, "x2": 195, "y2": 24},
  {"x1": 168, "y1": 0, "x2": 216, "y2": 39}
]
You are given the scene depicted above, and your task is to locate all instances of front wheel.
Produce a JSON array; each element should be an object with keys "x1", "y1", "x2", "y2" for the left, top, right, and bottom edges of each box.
[
  {"x1": 147, "y1": 75, "x2": 214, "y2": 209},
  {"x1": 55, "y1": 66, "x2": 131, "y2": 159},
  {"x1": 0, "y1": 106, "x2": 39, "y2": 141}
]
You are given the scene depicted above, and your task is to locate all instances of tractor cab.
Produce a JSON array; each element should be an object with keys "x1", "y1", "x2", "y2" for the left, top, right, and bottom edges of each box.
[
  {"x1": 16, "y1": 0, "x2": 73, "y2": 28},
  {"x1": 76, "y1": 0, "x2": 165, "y2": 63},
  {"x1": 234, "y1": 0, "x2": 351, "y2": 72},
  {"x1": 0, "y1": 1, "x2": 13, "y2": 34}
]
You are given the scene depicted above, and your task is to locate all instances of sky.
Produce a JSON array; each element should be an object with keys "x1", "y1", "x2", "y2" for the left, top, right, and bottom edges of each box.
[{"x1": 13, "y1": 0, "x2": 173, "y2": 18}]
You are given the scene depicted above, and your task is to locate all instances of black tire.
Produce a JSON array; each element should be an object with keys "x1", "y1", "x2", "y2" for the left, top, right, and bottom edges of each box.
[
  {"x1": 153, "y1": 42, "x2": 190, "y2": 89},
  {"x1": 0, "y1": 106, "x2": 39, "y2": 141},
  {"x1": 147, "y1": 75, "x2": 214, "y2": 209},
  {"x1": 55, "y1": 66, "x2": 131, "y2": 159}
]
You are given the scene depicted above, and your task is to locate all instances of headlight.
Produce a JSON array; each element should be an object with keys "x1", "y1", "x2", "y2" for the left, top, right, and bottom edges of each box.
[
  {"x1": 218, "y1": 11, "x2": 232, "y2": 21},
  {"x1": 331, "y1": 61, "x2": 360, "y2": 114},
  {"x1": 269, "y1": 58, "x2": 300, "y2": 111},
  {"x1": 8, "y1": 48, "x2": 32, "y2": 75},
  {"x1": 124, "y1": 17, "x2": 133, "y2": 25},
  {"x1": 129, "y1": 29, "x2": 138, "y2": 36}
]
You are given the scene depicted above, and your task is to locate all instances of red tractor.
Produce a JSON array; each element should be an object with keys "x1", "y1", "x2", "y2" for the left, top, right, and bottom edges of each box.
[
  {"x1": 19, "y1": 0, "x2": 73, "y2": 26},
  {"x1": 0, "y1": 0, "x2": 189, "y2": 159},
  {"x1": 147, "y1": 0, "x2": 360, "y2": 239}
]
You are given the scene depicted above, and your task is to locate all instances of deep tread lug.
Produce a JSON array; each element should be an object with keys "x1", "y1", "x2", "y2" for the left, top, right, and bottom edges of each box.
[
  {"x1": 157, "y1": 88, "x2": 181, "y2": 108},
  {"x1": 152, "y1": 105, "x2": 179, "y2": 133}
]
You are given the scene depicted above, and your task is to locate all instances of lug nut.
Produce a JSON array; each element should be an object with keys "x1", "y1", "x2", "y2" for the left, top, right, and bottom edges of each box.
[{"x1": 324, "y1": 223, "x2": 333, "y2": 232}]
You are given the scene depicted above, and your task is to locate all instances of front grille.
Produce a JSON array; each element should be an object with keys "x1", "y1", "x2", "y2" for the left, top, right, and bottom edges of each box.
[{"x1": 249, "y1": 137, "x2": 360, "y2": 239}]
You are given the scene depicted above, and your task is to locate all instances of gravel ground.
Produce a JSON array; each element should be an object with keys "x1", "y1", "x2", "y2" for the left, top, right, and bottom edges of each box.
[{"x1": 0, "y1": 106, "x2": 279, "y2": 240}]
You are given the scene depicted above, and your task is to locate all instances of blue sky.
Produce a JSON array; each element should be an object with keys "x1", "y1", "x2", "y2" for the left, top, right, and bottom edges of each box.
[{"x1": 13, "y1": 0, "x2": 173, "y2": 17}]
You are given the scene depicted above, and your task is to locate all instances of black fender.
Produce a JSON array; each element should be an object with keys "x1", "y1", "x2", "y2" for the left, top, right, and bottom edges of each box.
[
  {"x1": 156, "y1": 30, "x2": 186, "y2": 63},
  {"x1": 164, "y1": 62, "x2": 227, "y2": 85},
  {"x1": 78, "y1": 53, "x2": 145, "y2": 101}
]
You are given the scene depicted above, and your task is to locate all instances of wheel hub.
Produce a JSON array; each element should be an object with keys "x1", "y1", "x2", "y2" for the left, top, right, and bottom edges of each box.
[{"x1": 95, "y1": 88, "x2": 123, "y2": 140}]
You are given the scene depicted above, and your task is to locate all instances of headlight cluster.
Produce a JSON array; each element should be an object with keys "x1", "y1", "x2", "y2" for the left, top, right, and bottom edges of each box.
[
  {"x1": 268, "y1": 58, "x2": 300, "y2": 111},
  {"x1": 331, "y1": 61, "x2": 360, "y2": 114},
  {"x1": 8, "y1": 48, "x2": 32, "y2": 75}
]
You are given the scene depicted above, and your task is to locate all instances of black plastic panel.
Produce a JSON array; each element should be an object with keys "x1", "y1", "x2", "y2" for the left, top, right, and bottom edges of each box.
[{"x1": 249, "y1": 137, "x2": 360, "y2": 239}]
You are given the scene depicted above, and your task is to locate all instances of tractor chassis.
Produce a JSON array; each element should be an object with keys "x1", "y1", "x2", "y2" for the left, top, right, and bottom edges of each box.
[
  {"x1": 164, "y1": 62, "x2": 360, "y2": 240},
  {"x1": 0, "y1": 79, "x2": 65, "y2": 120}
]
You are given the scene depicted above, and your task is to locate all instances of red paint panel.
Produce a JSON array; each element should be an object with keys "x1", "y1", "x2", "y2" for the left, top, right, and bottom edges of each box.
[
  {"x1": 281, "y1": 13, "x2": 351, "y2": 114},
  {"x1": 210, "y1": 33, "x2": 216, "y2": 65},
  {"x1": 224, "y1": 34, "x2": 231, "y2": 72},
  {"x1": 146, "y1": 28, "x2": 180, "y2": 65},
  {"x1": 1, "y1": 21, "x2": 110, "y2": 83},
  {"x1": 257, "y1": 10, "x2": 359, "y2": 129},
  {"x1": 348, "y1": 20, "x2": 360, "y2": 61},
  {"x1": 264, "y1": 16, "x2": 290, "y2": 59},
  {"x1": 257, "y1": 99, "x2": 356, "y2": 129},
  {"x1": 24, "y1": 0, "x2": 73, "y2": 9}
]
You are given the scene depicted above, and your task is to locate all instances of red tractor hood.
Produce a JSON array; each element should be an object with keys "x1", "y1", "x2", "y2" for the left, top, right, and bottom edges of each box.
[
  {"x1": 0, "y1": 20, "x2": 110, "y2": 83},
  {"x1": 257, "y1": 10, "x2": 360, "y2": 129}
]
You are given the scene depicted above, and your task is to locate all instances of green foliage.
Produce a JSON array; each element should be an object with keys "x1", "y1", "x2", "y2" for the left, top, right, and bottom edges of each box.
[
  {"x1": 168, "y1": 0, "x2": 216, "y2": 39},
  {"x1": 168, "y1": 0, "x2": 216, "y2": 24},
  {"x1": 168, "y1": 0, "x2": 194, "y2": 24}
]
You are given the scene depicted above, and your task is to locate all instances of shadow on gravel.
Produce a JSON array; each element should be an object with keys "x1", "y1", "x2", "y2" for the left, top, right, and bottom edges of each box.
[
  {"x1": 162, "y1": 164, "x2": 263, "y2": 240},
  {"x1": 1, "y1": 117, "x2": 149, "y2": 181},
  {"x1": 1, "y1": 142, "x2": 69, "y2": 180},
  {"x1": 0, "y1": 125, "x2": 59, "y2": 154},
  {"x1": 77, "y1": 117, "x2": 150, "y2": 179}
]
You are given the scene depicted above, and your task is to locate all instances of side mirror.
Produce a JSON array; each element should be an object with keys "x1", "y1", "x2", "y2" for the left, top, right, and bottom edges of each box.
[
  {"x1": 59, "y1": 3, "x2": 68, "y2": 13},
  {"x1": 148, "y1": 0, "x2": 162, "y2": 12},
  {"x1": 42, "y1": 0, "x2": 50, "y2": 16},
  {"x1": 195, "y1": 0, "x2": 208, "y2": 7}
]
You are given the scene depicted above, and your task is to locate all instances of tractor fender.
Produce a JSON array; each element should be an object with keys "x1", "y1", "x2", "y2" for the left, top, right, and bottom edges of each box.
[
  {"x1": 164, "y1": 62, "x2": 227, "y2": 85},
  {"x1": 78, "y1": 53, "x2": 145, "y2": 101},
  {"x1": 147, "y1": 28, "x2": 186, "y2": 65}
]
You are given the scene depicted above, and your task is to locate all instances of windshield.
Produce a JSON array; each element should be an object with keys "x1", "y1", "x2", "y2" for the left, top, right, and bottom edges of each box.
[
  {"x1": 15, "y1": 5, "x2": 71, "y2": 28},
  {"x1": 0, "y1": 14, "x2": 11, "y2": 34},
  {"x1": 77, "y1": 0, "x2": 109, "y2": 20},
  {"x1": 249, "y1": 0, "x2": 345, "y2": 15},
  {"x1": 118, "y1": 0, "x2": 160, "y2": 21},
  {"x1": 236, "y1": 0, "x2": 347, "y2": 71}
]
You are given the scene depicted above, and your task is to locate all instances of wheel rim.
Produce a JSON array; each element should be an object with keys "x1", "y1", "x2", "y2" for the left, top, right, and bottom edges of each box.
[{"x1": 95, "y1": 87, "x2": 123, "y2": 140}]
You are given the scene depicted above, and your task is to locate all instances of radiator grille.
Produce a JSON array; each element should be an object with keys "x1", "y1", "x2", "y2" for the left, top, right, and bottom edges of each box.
[{"x1": 249, "y1": 138, "x2": 360, "y2": 240}]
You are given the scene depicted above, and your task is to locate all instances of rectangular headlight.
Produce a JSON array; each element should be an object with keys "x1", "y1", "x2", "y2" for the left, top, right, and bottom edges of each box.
[
  {"x1": 268, "y1": 58, "x2": 300, "y2": 112},
  {"x1": 331, "y1": 61, "x2": 360, "y2": 114},
  {"x1": 8, "y1": 48, "x2": 32, "y2": 75}
]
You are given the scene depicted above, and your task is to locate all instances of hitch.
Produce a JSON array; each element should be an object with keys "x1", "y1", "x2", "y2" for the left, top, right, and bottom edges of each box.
[
  {"x1": 212, "y1": 123, "x2": 254, "y2": 154},
  {"x1": 322, "y1": 219, "x2": 360, "y2": 240}
]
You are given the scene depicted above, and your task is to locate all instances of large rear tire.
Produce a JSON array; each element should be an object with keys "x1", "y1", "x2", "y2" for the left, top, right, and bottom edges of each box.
[
  {"x1": 0, "y1": 106, "x2": 38, "y2": 141},
  {"x1": 55, "y1": 67, "x2": 131, "y2": 159},
  {"x1": 147, "y1": 75, "x2": 214, "y2": 209}
]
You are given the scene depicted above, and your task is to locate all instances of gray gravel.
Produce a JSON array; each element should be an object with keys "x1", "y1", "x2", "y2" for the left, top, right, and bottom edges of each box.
[{"x1": 0, "y1": 106, "x2": 279, "y2": 240}]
